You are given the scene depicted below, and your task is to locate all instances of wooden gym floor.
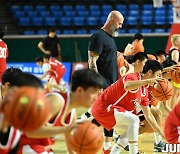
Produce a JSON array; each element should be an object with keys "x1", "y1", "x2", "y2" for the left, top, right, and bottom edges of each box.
[{"x1": 52, "y1": 104, "x2": 168, "y2": 154}]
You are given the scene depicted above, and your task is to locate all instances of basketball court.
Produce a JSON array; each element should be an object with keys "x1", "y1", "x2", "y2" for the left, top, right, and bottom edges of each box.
[{"x1": 53, "y1": 104, "x2": 168, "y2": 154}]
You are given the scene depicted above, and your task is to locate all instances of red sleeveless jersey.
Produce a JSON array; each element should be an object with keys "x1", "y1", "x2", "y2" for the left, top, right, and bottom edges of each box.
[
  {"x1": 0, "y1": 114, "x2": 21, "y2": 154},
  {"x1": 49, "y1": 59, "x2": 66, "y2": 84},
  {"x1": 92, "y1": 73, "x2": 149, "y2": 130},
  {"x1": 19, "y1": 91, "x2": 75, "y2": 147}
]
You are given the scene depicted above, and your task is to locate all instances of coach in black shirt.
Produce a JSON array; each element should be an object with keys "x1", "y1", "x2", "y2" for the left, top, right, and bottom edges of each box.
[
  {"x1": 88, "y1": 10, "x2": 124, "y2": 89},
  {"x1": 38, "y1": 28, "x2": 61, "y2": 61}
]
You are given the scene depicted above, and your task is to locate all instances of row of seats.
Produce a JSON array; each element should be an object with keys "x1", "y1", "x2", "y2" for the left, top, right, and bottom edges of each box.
[
  {"x1": 13, "y1": 9, "x2": 173, "y2": 19},
  {"x1": 18, "y1": 16, "x2": 173, "y2": 26},
  {"x1": 24, "y1": 28, "x2": 170, "y2": 35},
  {"x1": 10, "y1": 4, "x2": 173, "y2": 12}
]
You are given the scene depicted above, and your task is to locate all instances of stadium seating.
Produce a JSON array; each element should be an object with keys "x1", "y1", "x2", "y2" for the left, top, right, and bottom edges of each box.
[{"x1": 8, "y1": 1, "x2": 173, "y2": 34}]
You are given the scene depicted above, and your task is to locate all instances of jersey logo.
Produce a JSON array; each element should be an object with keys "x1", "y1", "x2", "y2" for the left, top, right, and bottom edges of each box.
[
  {"x1": 131, "y1": 98, "x2": 142, "y2": 113},
  {"x1": 0, "y1": 47, "x2": 7, "y2": 58}
]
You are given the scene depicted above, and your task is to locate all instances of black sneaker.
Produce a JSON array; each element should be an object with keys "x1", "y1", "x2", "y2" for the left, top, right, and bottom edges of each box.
[
  {"x1": 114, "y1": 135, "x2": 129, "y2": 151},
  {"x1": 154, "y1": 141, "x2": 166, "y2": 152}
]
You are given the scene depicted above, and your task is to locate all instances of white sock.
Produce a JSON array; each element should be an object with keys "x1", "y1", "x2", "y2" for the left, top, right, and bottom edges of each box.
[
  {"x1": 110, "y1": 136, "x2": 128, "y2": 154},
  {"x1": 110, "y1": 144, "x2": 123, "y2": 154},
  {"x1": 154, "y1": 132, "x2": 162, "y2": 144},
  {"x1": 104, "y1": 142, "x2": 111, "y2": 150},
  {"x1": 129, "y1": 142, "x2": 138, "y2": 154}
]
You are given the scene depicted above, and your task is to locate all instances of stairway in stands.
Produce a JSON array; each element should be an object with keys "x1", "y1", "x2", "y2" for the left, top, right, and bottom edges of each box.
[{"x1": 0, "y1": 1, "x2": 18, "y2": 35}]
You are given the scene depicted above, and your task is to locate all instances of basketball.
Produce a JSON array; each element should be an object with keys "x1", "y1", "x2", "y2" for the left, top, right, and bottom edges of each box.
[
  {"x1": 171, "y1": 67, "x2": 180, "y2": 84},
  {"x1": 147, "y1": 54, "x2": 157, "y2": 60},
  {"x1": 152, "y1": 80, "x2": 174, "y2": 101},
  {"x1": 148, "y1": 86, "x2": 159, "y2": 106},
  {"x1": 117, "y1": 52, "x2": 125, "y2": 68},
  {"x1": 68, "y1": 122, "x2": 104, "y2": 154},
  {"x1": 3, "y1": 86, "x2": 50, "y2": 132},
  {"x1": 132, "y1": 41, "x2": 144, "y2": 53}
]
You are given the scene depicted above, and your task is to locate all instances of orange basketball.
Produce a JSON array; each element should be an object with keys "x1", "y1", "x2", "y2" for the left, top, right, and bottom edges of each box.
[
  {"x1": 171, "y1": 67, "x2": 180, "y2": 84},
  {"x1": 68, "y1": 122, "x2": 104, "y2": 154},
  {"x1": 148, "y1": 86, "x2": 159, "y2": 106},
  {"x1": 117, "y1": 52, "x2": 125, "y2": 68},
  {"x1": 3, "y1": 86, "x2": 50, "y2": 132},
  {"x1": 152, "y1": 80, "x2": 174, "y2": 101},
  {"x1": 132, "y1": 41, "x2": 144, "y2": 53},
  {"x1": 147, "y1": 54, "x2": 157, "y2": 60}
]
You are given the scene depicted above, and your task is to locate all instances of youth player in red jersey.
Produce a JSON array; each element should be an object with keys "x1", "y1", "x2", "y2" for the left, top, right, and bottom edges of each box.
[
  {"x1": 92, "y1": 60, "x2": 164, "y2": 154},
  {"x1": 0, "y1": 68, "x2": 23, "y2": 154},
  {"x1": 35, "y1": 55, "x2": 66, "y2": 92},
  {"x1": 17, "y1": 69, "x2": 103, "y2": 154},
  {"x1": 164, "y1": 102, "x2": 180, "y2": 144},
  {"x1": 0, "y1": 28, "x2": 8, "y2": 83}
]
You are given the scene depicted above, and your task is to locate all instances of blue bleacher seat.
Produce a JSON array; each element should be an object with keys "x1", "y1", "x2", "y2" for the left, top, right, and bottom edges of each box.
[
  {"x1": 60, "y1": 17, "x2": 71, "y2": 26},
  {"x1": 102, "y1": 10, "x2": 111, "y2": 16},
  {"x1": 129, "y1": 10, "x2": 139, "y2": 17},
  {"x1": 63, "y1": 30, "x2": 74, "y2": 34},
  {"x1": 89, "y1": 29, "x2": 97, "y2": 34},
  {"x1": 142, "y1": 4, "x2": 153, "y2": 10},
  {"x1": 11, "y1": 5, "x2": 21, "y2": 13},
  {"x1": 19, "y1": 17, "x2": 30, "y2": 26},
  {"x1": 129, "y1": 4, "x2": 138, "y2": 10},
  {"x1": 155, "y1": 10, "x2": 165, "y2": 16},
  {"x1": 142, "y1": 16, "x2": 152, "y2": 25},
  {"x1": 126, "y1": 17, "x2": 137, "y2": 25},
  {"x1": 51, "y1": 11, "x2": 62, "y2": 18},
  {"x1": 44, "y1": 17, "x2": 57, "y2": 26},
  {"x1": 102, "y1": 5, "x2": 112, "y2": 11},
  {"x1": 50, "y1": 5, "x2": 60, "y2": 12},
  {"x1": 37, "y1": 29, "x2": 48, "y2": 35},
  {"x1": 154, "y1": 28, "x2": 165, "y2": 33},
  {"x1": 128, "y1": 29, "x2": 139, "y2": 34},
  {"x1": 154, "y1": 16, "x2": 165, "y2": 24},
  {"x1": 75, "y1": 5, "x2": 86, "y2": 11},
  {"x1": 64, "y1": 11, "x2": 76, "y2": 17},
  {"x1": 27, "y1": 11, "x2": 38, "y2": 18},
  {"x1": 39, "y1": 11, "x2": 50, "y2": 18},
  {"x1": 89, "y1": 5, "x2": 100, "y2": 11},
  {"x1": 76, "y1": 29, "x2": 87, "y2": 34},
  {"x1": 31, "y1": 17, "x2": 43, "y2": 26},
  {"x1": 90, "y1": 10, "x2": 101, "y2": 17},
  {"x1": 100, "y1": 16, "x2": 106, "y2": 25},
  {"x1": 168, "y1": 15, "x2": 173, "y2": 24},
  {"x1": 155, "y1": 5, "x2": 166, "y2": 10},
  {"x1": 73, "y1": 17, "x2": 85, "y2": 26},
  {"x1": 14, "y1": 11, "x2": 25, "y2": 18},
  {"x1": 116, "y1": 5, "x2": 126, "y2": 11},
  {"x1": 168, "y1": 10, "x2": 173, "y2": 15},
  {"x1": 77, "y1": 11, "x2": 89, "y2": 17},
  {"x1": 23, "y1": 5, "x2": 33, "y2": 12},
  {"x1": 168, "y1": 4, "x2": 173, "y2": 10},
  {"x1": 119, "y1": 29, "x2": 126, "y2": 33},
  {"x1": 63, "y1": 5, "x2": 73, "y2": 11},
  {"x1": 24, "y1": 30, "x2": 35, "y2": 35},
  {"x1": 142, "y1": 10, "x2": 153, "y2": 16},
  {"x1": 141, "y1": 29, "x2": 152, "y2": 33},
  {"x1": 36, "y1": 5, "x2": 46, "y2": 12},
  {"x1": 86, "y1": 17, "x2": 98, "y2": 26}
]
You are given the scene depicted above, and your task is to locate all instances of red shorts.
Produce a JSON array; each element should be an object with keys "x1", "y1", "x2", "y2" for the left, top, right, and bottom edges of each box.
[
  {"x1": 164, "y1": 119, "x2": 180, "y2": 144},
  {"x1": 18, "y1": 145, "x2": 53, "y2": 154},
  {"x1": 92, "y1": 105, "x2": 126, "y2": 131}
]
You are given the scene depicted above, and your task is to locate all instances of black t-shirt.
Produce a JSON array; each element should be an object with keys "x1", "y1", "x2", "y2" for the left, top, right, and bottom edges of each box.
[
  {"x1": 88, "y1": 29, "x2": 118, "y2": 89},
  {"x1": 41, "y1": 36, "x2": 59, "y2": 57}
]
